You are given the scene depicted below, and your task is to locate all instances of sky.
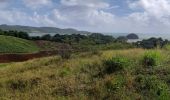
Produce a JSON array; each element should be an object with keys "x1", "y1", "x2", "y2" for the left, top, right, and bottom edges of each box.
[{"x1": 1, "y1": 0, "x2": 170, "y2": 34}]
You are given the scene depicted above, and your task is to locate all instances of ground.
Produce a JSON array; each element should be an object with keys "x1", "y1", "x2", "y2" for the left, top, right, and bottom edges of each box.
[{"x1": 0, "y1": 49, "x2": 170, "y2": 100}]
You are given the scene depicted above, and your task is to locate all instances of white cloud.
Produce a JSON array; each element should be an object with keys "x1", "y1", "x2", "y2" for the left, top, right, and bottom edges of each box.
[
  {"x1": 61, "y1": 0, "x2": 109, "y2": 9},
  {"x1": 129, "y1": 0, "x2": 170, "y2": 23},
  {"x1": 1, "y1": 0, "x2": 170, "y2": 34},
  {"x1": 23, "y1": 0, "x2": 52, "y2": 9}
]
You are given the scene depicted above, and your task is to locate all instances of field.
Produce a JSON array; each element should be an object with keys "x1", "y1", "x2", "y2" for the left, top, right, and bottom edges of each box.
[
  {"x1": 0, "y1": 35, "x2": 39, "y2": 53},
  {"x1": 0, "y1": 48, "x2": 170, "y2": 100}
]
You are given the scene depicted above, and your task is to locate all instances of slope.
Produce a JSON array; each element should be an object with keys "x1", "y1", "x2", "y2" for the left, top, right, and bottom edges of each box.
[
  {"x1": 0, "y1": 35, "x2": 39, "y2": 53},
  {"x1": 0, "y1": 49, "x2": 170, "y2": 99}
]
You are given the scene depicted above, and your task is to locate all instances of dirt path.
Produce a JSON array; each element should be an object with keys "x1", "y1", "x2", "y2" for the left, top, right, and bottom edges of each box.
[{"x1": 0, "y1": 51, "x2": 59, "y2": 63}]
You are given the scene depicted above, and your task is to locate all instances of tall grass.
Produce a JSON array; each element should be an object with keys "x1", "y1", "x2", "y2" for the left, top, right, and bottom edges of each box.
[{"x1": 0, "y1": 49, "x2": 169, "y2": 99}]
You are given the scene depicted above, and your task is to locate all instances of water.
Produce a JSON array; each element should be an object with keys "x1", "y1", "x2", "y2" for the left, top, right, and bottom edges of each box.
[
  {"x1": 110, "y1": 33, "x2": 170, "y2": 40},
  {"x1": 29, "y1": 33, "x2": 57, "y2": 37}
]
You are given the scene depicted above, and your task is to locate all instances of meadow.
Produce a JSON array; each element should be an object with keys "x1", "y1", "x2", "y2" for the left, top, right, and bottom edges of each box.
[
  {"x1": 0, "y1": 35, "x2": 39, "y2": 53},
  {"x1": 0, "y1": 48, "x2": 170, "y2": 100}
]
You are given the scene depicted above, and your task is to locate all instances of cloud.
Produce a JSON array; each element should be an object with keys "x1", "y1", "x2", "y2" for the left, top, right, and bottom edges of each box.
[
  {"x1": 47, "y1": 0, "x2": 114, "y2": 30},
  {"x1": 0, "y1": 0, "x2": 9, "y2": 9},
  {"x1": 23, "y1": 0, "x2": 52, "y2": 9},
  {"x1": 129, "y1": 0, "x2": 170, "y2": 25},
  {"x1": 1, "y1": 0, "x2": 170, "y2": 34},
  {"x1": 60, "y1": 0, "x2": 109, "y2": 9}
]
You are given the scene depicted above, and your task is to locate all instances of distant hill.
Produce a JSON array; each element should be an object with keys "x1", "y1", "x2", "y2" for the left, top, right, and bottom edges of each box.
[
  {"x1": 0, "y1": 35, "x2": 39, "y2": 53},
  {"x1": 126, "y1": 33, "x2": 139, "y2": 39},
  {"x1": 0, "y1": 24, "x2": 91, "y2": 35}
]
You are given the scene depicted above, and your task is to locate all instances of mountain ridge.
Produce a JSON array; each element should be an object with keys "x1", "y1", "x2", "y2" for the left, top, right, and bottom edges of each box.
[{"x1": 0, "y1": 24, "x2": 91, "y2": 35}]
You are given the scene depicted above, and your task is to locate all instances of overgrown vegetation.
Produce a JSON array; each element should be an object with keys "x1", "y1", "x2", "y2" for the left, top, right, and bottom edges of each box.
[
  {"x1": 103, "y1": 56, "x2": 130, "y2": 74},
  {"x1": 0, "y1": 49, "x2": 170, "y2": 99},
  {"x1": 141, "y1": 51, "x2": 161, "y2": 67},
  {"x1": 0, "y1": 30, "x2": 136, "y2": 52},
  {"x1": 136, "y1": 38, "x2": 168, "y2": 49},
  {"x1": 1, "y1": 29, "x2": 170, "y2": 99}
]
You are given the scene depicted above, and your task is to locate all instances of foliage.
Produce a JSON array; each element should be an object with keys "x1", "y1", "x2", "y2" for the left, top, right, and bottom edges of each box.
[
  {"x1": 117, "y1": 36, "x2": 128, "y2": 42},
  {"x1": 58, "y1": 45, "x2": 72, "y2": 59},
  {"x1": 103, "y1": 56, "x2": 130, "y2": 74},
  {"x1": 0, "y1": 49, "x2": 170, "y2": 99},
  {"x1": 134, "y1": 75, "x2": 170, "y2": 99},
  {"x1": 0, "y1": 30, "x2": 135, "y2": 52},
  {"x1": 136, "y1": 38, "x2": 168, "y2": 49},
  {"x1": 41, "y1": 34, "x2": 52, "y2": 41},
  {"x1": 141, "y1": 51, "x2": 161, "y2": 67},
  {"x1": 0, "y1": 30, "x2": 29, "y2": 39}
]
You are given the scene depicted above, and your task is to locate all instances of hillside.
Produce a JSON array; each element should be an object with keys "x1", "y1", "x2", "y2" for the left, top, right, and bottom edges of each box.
[
  {"x1": 0, "y1": 35, "x2": 39, "y2": 53},
  {"x1": 0, "y1": 49, "x2": 170, "y2": 99},
  {"x1": 0, "y1": 25, "x2": 91, "y2": 35}
]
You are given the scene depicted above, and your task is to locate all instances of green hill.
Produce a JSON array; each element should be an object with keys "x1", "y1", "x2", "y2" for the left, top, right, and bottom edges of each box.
[
  {"x1": 0, "y1": 49, "x2": 170, "y2": 99},
  {"x1": 0, "y1": 35, "x2": 39, "y2": 53},
  {"x1": 0, "y1": 24, "x2": 91, "y2": 35}
]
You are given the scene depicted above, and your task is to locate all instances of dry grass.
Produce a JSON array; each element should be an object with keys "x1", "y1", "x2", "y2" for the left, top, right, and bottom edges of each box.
[{"x1": 0, "y1": 48, "x2": 170, "y2": 100}]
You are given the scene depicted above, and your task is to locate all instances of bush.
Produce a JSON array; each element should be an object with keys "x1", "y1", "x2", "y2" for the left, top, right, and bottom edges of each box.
[
  {"x1": 105, "y1": 75, "x2": 125, "y2": 93},
  {"x1": 134, "y1": 75, "x2": 170, "y2": 99},
  {"x1": 59, "y1": 50, "x2": 71, "y2": 59},
  {"x1": 90, "y1": 47, "x2": 102, "y2": 56},
  {"x1": 103, "y1": 56, "x2": 129, "y2": 74},
  {"x1": 58, "y1": 45, "x2": 72, "y2": 59},
  {"x1": 141, "y1": 51, "x2": 161, "y2": 67}
]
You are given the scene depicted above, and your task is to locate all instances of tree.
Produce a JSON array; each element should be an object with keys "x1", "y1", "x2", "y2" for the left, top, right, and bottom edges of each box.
[{"x1": 41, "y1": 34, "x2": 52, "y2": 40}]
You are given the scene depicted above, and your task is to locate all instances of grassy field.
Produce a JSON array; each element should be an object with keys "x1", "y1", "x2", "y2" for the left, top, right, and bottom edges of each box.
[
  {"x1": 0, "y1": 35, "x2": 39, "y2": 53},
  {"x1": 0, "y1": 48, "x2": 170, "y2": 99}
]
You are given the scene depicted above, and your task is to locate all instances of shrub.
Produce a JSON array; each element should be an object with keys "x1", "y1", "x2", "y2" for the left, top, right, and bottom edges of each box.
[
  {"x1": 58, "y1": 45, "x2": 72, "y2": 59},
  {"x1": 141, "y1": 51, "x2": 161, "y2": 67},
  {"x1": 59, "y1": 50, "x2": 71, "y2": 59},
  {"x1": 90, "y1": 47, "x2": 102, "y2": 56},
  {"x1": 103, "y1": 56, "x2": 129, "y2": 74},
  {"x1": 105, "y1": 75, "x2": 125, "y2": 93},
  {"x1": 134, "y1": 75, "x2": 170, "y2": 99}
]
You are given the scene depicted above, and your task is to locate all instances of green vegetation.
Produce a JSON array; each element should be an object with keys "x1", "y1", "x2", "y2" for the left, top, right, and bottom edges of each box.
[
  {"x1": 0, "y1": 49, "x2": 170, "y2": 99},
  {"x1": 103, "y1": 56, "x2": 130, "y2": 73},
  {"x1": 141, "y1": 51, "x2": 162, "y2": 67},
  {"x1": 136, "y1": 38, "x2": 168, "y2": 49},
  {"x1": 1, "y1": 29, "x2": 170, "y2": 99},
  {"x1": 0, "y1": 29, "x2": 29, "y2": 39},
  {"x1": 0, "y1": 35, "x2": 39, "y2": 53},
  {"x1": 0, "y1": 24, "x2": 90, "y2": 35}
]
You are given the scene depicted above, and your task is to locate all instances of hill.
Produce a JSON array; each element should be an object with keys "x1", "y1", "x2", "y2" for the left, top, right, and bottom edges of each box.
[
  {"x1": 0, "y1": 48, "x2": 170, "y2": 99},
  {"x1": 126, "y1": 33, "x2": 139, "y2": 39},
  {"x1": 0, "y1": 35, "x2": 39, "y2": 53},
  {"x1": 0, "y1": 24, "x2": 91, "y2": 35}
]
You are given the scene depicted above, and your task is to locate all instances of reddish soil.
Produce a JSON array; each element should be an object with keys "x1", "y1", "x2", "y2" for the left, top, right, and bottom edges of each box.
[
  {"x1": 0, "y1": 40, "x2": 74, "y2": 63},
  {"x1": 0, "y1": 51, "x2": 59, "y2": 63}
]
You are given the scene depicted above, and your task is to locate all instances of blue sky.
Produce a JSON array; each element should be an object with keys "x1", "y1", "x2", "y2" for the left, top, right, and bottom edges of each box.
[{"x1": 1, "y1": 0, "x2": 170, "y2": 34}]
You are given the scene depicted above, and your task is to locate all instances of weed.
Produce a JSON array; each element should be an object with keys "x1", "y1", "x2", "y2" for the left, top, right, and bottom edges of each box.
[
  {"x1": 141, "y1": 51, "x2": 161, "y2": 67},
  {"x1": 103, "y1": 56, "x2": 130, "y2": 74}
]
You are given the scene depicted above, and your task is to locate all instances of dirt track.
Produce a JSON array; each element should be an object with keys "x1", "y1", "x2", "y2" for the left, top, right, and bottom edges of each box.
[{"x1": 0, "y1": 51, "x2": 59, "y2": 63}]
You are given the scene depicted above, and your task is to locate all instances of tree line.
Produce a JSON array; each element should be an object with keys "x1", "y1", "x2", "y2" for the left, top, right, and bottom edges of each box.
[
  {"x1": 0, "y1": 29, "x2": 169, "y2": 49},
  {"x1": 0, "y1": 30, "x2": 119, "y2": 45}
]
